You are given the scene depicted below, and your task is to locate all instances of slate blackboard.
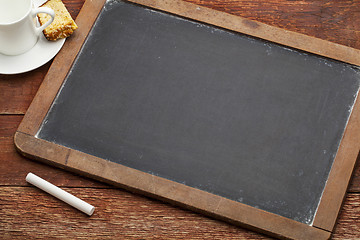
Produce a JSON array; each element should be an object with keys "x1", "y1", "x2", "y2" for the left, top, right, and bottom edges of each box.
[
  {"x1": 37, "y1": 0, "x2": 360, "y2": 224},
  {"x1": 16, "y1": 0, "x2": 360, "y2": 239}
]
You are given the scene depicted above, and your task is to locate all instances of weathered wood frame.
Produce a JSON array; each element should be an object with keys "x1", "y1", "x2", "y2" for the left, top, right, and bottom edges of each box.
[{"x1": 15, "y1": 0, "x2": 360, "y2": 239}]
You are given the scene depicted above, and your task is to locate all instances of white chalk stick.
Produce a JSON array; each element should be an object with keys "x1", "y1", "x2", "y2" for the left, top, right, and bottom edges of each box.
[{"x1": 26, "y1": 173, "x2": 95, "y2": 216}]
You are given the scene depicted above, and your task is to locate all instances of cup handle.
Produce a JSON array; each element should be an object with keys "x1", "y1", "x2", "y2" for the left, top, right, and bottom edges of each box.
[{"x1": 32, "y1": 7, "x2": 55, "y2": 35}]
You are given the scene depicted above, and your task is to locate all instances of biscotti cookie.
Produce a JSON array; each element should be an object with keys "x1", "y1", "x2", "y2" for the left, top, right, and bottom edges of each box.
[{"x1": 38, "y1": 0, "x2": 78, "y2": 41}]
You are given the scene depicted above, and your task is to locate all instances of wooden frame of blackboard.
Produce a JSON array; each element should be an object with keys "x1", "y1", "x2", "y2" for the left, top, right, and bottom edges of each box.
[{"x1": 15, "y1": 0, "x2": 360, "y2": 239}]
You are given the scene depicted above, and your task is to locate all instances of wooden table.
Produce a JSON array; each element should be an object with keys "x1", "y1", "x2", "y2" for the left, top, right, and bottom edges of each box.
[{"x1": 1, "y1": 0, "x2": 359, "y2": 239}]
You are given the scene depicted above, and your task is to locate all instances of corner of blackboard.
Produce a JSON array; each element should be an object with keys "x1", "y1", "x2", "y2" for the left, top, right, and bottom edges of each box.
[{"x1": 14, "y1": 131, "x2": 71, "y2": 169}]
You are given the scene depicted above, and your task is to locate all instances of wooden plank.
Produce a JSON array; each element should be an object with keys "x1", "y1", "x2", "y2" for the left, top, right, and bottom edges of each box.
[
  {"x1": 0, "y1": 115, "x2": 21, "y2": 137},
  {"x1": 0, "y1": 63, "x2": 48, "y2": 114},
  {"x1": 332, "y1": 193, "x2": 360, "y2": 240},
  {"x1": 184, "y1": 0, "x2": 360, "y2": 50},
  {"x1": 62, "y1": 0, "x2": 85, "y2": 18},
  {"x1": 0, "y1": 187, "x2": 269, "y2": 239},
  {"x1": 0, "y1": 187, "x2": 359, "y2": 239}
]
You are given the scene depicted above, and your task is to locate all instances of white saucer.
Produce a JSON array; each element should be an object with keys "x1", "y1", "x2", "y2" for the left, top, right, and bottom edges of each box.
[
  {"x1": 0, "y1": 0, "x2": 65, "y2": 75},
  {"x1": 0, "y1": 36, "x2": 65, "y2": 75}
]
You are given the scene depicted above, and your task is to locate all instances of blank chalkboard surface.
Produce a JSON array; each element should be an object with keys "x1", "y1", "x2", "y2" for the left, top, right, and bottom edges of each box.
[{"x1": 16, "y1": 0, "x2": 360, "y2": 239}]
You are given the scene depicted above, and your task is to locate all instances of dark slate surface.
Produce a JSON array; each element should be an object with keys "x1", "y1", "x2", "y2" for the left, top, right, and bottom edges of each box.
[{"x1": 38, "y1": 0, "x2": 360, "y2": 224}]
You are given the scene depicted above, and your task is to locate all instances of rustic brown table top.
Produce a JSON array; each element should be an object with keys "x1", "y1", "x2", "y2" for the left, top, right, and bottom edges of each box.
[{"x1": 1, "y1": 0, "x2": 359, "y2": 239}]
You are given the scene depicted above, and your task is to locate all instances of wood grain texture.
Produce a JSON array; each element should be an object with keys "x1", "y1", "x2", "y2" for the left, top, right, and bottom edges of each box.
[
  {"x1": 1, "y1": 0, "x2": 360, "y2": 239},
  {"x1": 0, "y1": 187, "x2": 359, "y2": 239},
  {"x1": 332, "y1": 193, "x2": 360, "y2": 240},
  {"x1": 184, "y1": 0, "x2": 360, "y2": 50},
  {"x1": 0, "y1": 63, "x2": 49, "y2": 114},
  {"x1": 0, "y1": 187, "x2": 270, "y2": 239}
]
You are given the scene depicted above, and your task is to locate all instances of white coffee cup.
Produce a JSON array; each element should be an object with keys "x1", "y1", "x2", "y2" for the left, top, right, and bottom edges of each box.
[{"x1": 0, "y1": 0, "x2": 55, "y2": 55}]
